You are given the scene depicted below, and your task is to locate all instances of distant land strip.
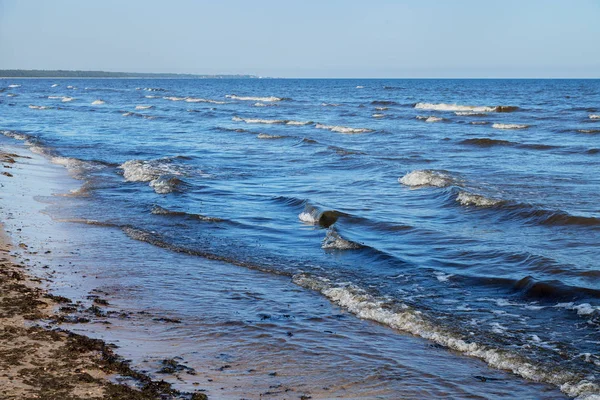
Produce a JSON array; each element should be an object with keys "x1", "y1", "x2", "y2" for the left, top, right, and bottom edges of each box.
[{"x1": 0, "y1": 69, "x2": 259, "y2": 79}]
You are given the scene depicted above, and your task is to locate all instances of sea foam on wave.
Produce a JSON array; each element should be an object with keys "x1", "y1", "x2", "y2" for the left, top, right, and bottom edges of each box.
[
  {"x1": 119, "y1": 159, "x2": 184, "y2": 194},
  {"x1": 399, "y1": 170, "x2": 454, "y2": 188},
  {"x1": 492, "y1": 123, "x2": 529, "y2": 130},
  {"x1": 415, "y1": 102, "x2": 519, "y2": 113},
  {"x1": 226, "y1": 94, "x2": 284, "y2": 102},
  {"x1": 315, "y1": 124, "x2": 373, "y2": 134},
  {"x1": 292, "y1": 274, "x2": 600, "y2": 399},
  {"x1": 456, "y1": 191, "x2": 503, "y2": 207}
]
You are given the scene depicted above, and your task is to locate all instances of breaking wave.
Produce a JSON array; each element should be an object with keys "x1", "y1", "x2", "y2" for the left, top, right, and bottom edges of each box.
[
  {"x1": 399, "y1": 170, "x2": 455, "y2": 188},
  {"x1": 298, "y1": 205, "x2": 346, "y2": 228},
  {"x1": 135, "y1": 105, "x2": 154, "y2": 110},
  {"x1": 151, "y1": 205, "x2": 223, "y2": 222},
  {"x1": 257, "y1": 133, "x2": 285, "y2": 139},
  {"x1": 589, "y1": 114, "x2": 600, "y2": 120},
  {"x1": 291, "y1": 274, "x2": 600, "y2": 399},
  {"x1": 314, "y1": 124, "x2": 373, "y2": 134},
  {"x1": 492, "y1": 123, "x2": 529, "y2": 130},
  {"x1": 29, "y1": 105, "x2": 53, "y2": 110},
  {"x1": 321, "y1": 229, "x2": 361, "y2": 250},
  {"x1": 119, "y1": 159, "x2": 186, "y2": 194},
  {"x1": 456, "y1": 191, "x2": 504, "y2": 207},
  {"x1": 415, "y1": 103, "x2": 519, "y2": 113},
  {"x1": 232, "y1": 116, "x2": 286, "y2": 124},
  {"x1": 91, "y1": 100, "x2": 105, "y2": 105},
  {"x1": 226, "y1": 94, "x2": 285, "y2": 102},
  {"x1": 416, "y1": 115, "x2": 444, "y2": 123}
]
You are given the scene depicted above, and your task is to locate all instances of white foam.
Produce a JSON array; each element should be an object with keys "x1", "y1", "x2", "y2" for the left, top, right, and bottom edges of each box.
[
  {"x1": 556, "y1": 302, "x2": 598, "y2": 316},
  {"x1": 48, "y1": 95, "x2": 74, "y2": 102},
  {"x1": 28, "y1": 105, "x2": 52, "y2": 110},
  {"x1": 226, "y1": 94, "x2": 283, "y2": 102},
  {"x1": 298, "y1": 211, "x2": 318, "y2": 224},
  {"x1": 135, "y1": 105, "x2": 153, "y2": 110},
  {"x1": 66, "y1": 85, "x2": 76, "y2": 89},
  {"x1": 492, "y1": 123, "x2": 528, "y2": 130},
  {"x1": 122, "y1": 112, "x2": 134, "y2": 117},
  {"x1": 315, "y1": 123, "x2": 373, "y2": 134},
  {"x1": 163, "y1": 96, "x2": 186, "y2": 101},
  {"x1": 257, "y1": 133, "x2": 284, "y2": 139},
  {"x1": 375, "y1": 107, "x2": 388, "y2": 111},
  {"x1": 321, "y1": 103, "x2": 340, "y2": 107},
  {"x1": 399, "y1": 170, "x2": 454, "y2": 188},
  {"x1": 149, "y1": 176, "x2": 179, "y2": 194},
  {"x1": 91, "y1": 100, "x2": 105, "y2": 105},
  {"x1": 470, "y1": 121, "x2": 489, "y2": 125},
  {"x1": 372, "y1": 113, "x2": 385, "y2": 118},
  {"x1": 415, "y1": 102, "x2": 507, "y2": 113},
  {"x1": 8, "y1": 84, "x2": 21, "y2": 88},
  {"x1": 292, "y1": 274, "x2": 600, "y2": 399},
  {"x1": 185, "y1": 97, "x2": 226, "y2": 104},
  {"x1": 51, "y1": 84, "x2": 59, "y2": 88},
  {"x1": 456, "y1": 191, "x2": 502, "y2": 207},
  {"x1": 286, "y1": 120, "x2": 313, "y2": 126},
  {"x1": 589, "y1": 114, "x2": 600, "y2": 120},
  {"x1": 6, "y1": 93, "x2": 17, "y2": 97},
  {"x1": 356, "y1": 85, "x2": 364, "y2": 89},
  {"x1": 434, "y1": 272, "x2": 453, "y2": 282},
  {"x1": 322, "y1": 229, "x2": 361, "y2": 250},
  {"x1": 1, "y1": 131, "x2": 29, "y2": 141},
  {"x1": 455, "y1": 111, "x2": 487, "y2": 116},
  {"x1": 232, "y1": 116, "x2": 286, "y2": 124},
  {"x1": 145, "y1": 95, "x2": 160, "y2": 99}
]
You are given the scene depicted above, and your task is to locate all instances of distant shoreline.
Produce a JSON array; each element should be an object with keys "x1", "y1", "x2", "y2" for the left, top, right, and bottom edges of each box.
[{"x1": 0, "y1": 69, "x2": 259, "y2": 79}]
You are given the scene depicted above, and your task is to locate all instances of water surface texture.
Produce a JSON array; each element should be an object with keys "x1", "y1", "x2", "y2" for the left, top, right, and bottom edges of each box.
[{"x1": 1, "y1": 79, "x2": 598, "y2": 398}]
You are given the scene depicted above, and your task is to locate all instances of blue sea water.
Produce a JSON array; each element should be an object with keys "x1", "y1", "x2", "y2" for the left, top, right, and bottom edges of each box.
[{"x1": 0, "y1": 78, "x2": 599, "y2": 398}]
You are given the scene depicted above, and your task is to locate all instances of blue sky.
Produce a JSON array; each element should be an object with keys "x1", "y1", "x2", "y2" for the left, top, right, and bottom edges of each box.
[{"x1": 0, "y1": 0, "x2": 599, "y2": 77}]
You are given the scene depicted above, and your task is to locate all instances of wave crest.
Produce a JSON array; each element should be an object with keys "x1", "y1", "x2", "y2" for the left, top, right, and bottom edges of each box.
[
  {"x1": 315, "y1": 124, "x2": 373, "y2": 134},
  {"x1": 415, "y1": 103, "x2": 519, "y2": 113},
  {"x1": 322, "y1": 229, "x2": 361, "y2": 250},
  {"x1": 226, "y1": 94, "x2": 284, "y2": 102},
  {"x1": 492, "y1": 123, "x2": 529, "y2": 130},
  {"x1": 399, "y1": 170, "x2": 455, "y2": 188}
]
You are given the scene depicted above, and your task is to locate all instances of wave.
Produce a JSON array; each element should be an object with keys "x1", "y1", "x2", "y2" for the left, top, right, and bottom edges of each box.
[
  {"x1": 456, "y1": 191, "x2": 504, "y2": 207},
  {"x1": 253, "y1": 102, "x2": 277, "y2": 107},
  {"x1": 257, "y1": 133, "x2": 285, "y2": 139},
  {"x1": 6, "y1": 93, "x2": 17, "y2": 97},
  {"x1": 416, "y1": 115, "x2": 444, "y2": 123},
  {"x1": 66, "y1": 86, "x2": 76, "y2": 89},
  {"x1": 470, "y1": 121, "x2": 490, "y2": 125},
  {"x1": 321, "y1": 103, "x2": 340, "y2": 107},
  {"x1": 455, "y1": 111, "x2": 488, "y2": 116},
  {"x1": 399, "y1": 170, "x2": 455, "y2": 188},
  {"x1": 578, "y1": 129, "x2": 600, "y2": 134},
  {"x1": 285, "y1": 120, "x2": 313, "y2": 126},
  {"x1": 372, "y1": 113, "x2": 385, "y2": 118},
  {"x1": 415, "y1": 103, "x2": 519, "y2": 113},
  {"x1": 371, "y1": 100, "x2": 398, "y2": 105},
  {"x1": 356, "y1": 86, "x2": 364, "y2": 89},
  {"x1": 91, "y1": 100, "x2": 105, "y2": 105},
  {"x1": 163, "y1": 96, "x2": 186, "y2": 101},
  {"x1": 492, "y1": 123, "x2": 529, "y2": 130},
  {"x1": 135, "y1": 105, "x2": 154, "y2": 110},
  {"x1": 28, "y1": 105, "x2": 53, "y2": 110},
  {"x1": 122, "y1": 112, "x2": 155, "y2": 119},
  {"x1": 460, "y1": 138, "x2": 558, "y2": 151},
  {"x1": 226, "y1": 94, "x2": 285, "y2": 102},
  {"x1": 138, "y1": 87, "x2": 166, "y2": 92},
  {"x1": 8, "y1": 84, "x2": 21, "y2": 88},
  {"x1": 374, "y1": 106, "x2": 388, "y2": 111},
  {"x1": 589, "y1": 114, "x2": 600, "y2": 120},
  {"x1": 184, "y1": 97, "x2": 226, "y2": 104},
  {"x1": 314, "y1": 124, "x2": 373, "y2": 134},
  {"x1": 51, "y1": 84, "x2": 59, "y2": 88},
  {"x1": 151, "y1": 205, "x2": 223, "y2": 222},
  {"x1": 119, "y1": 159, "x2": 186, "y2": 194},
  {"x1": 48, "y1": 96, "x2": 74, "y2": 102},
  {"x1": 291, "y1": 274, "x2": 599, "y2": 399},
  {"x1": 232, "y1": 116, "x2": 286, "y2": 124},
  {"x1": 298, "y1": 206, "x2": 346, "y2": 228},
  {"x1": 321, "y1": 229, "x2": 361, "y2": 250}
]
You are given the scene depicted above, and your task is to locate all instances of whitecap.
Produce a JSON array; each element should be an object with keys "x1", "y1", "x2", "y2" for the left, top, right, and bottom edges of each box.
[
  {"x1": 226, "y1": 94, "x2": 283, "y2": 102},
  {"x1": 91, "y1": 100, "x2": 105, "y2": 105},
  {"x1": 163, "y1": 96, "x2": 186, "y2": 101},
  {"x1": 257, "y1": 133, "x2": 284, "y2": 139},
  {"x1": 372, "y1": 113, "x2": 385, "y2": 118},
  {"x1": 322, "y1": 229, "x2": 361, "y2": 250},
  {"x1": 415, "y1": 102, "x2": 518, "y2": 113},
  {"x1": 298, "y1": 211, "x2": 318, "y2": 224},
  {"x1": 292, "y1": 273, "x2": 600, "y2": 399},
  {"x1": 375, "y1": 107, "x2": 388, "y2": 111},
  {"x1": 399, "y1": 170, "x2": 454, "y2": 188},
  {"x1": 416, "y1": 115, "x2": 443, "y2": 123},
  {"x1": 590, "y1": 114, "x2": 600, "y2": 120},
  {"x1": 232, "y1": 116, "x2": 286, "y2": 124},
  {"x1": 8, "y1": 84, "x2": 21, "y2": 88},
  {"x1": 135, "y1": 105, "x2": 153, "y2": 110},
  {"x1": 28, "y1": 105, "x2": 52, "y2": 110},
  {"x1": 356, "y1": 85, "x2": 364, "y2": 89},
  {"x1": 456, "y1": 191, "x2": 503, "y2": 207},
  {"x1": 286, "y1": 120, "x2": 313, "y2": 126},
  {"x1": 455, "y1": 111, "x2": 487, "y2": 116},
  {"x1": 492, "y1": 123, "x2": 529, "y2": 130},
  {"x1": 185, "y1": 97, "x2": 226, "y2": 104},
  {"x1": 51, "y1": 84, "x2": 59, "y2": 88},
  {"x1": 315, "y1": 123, "x2": 373, "y2": 134}
]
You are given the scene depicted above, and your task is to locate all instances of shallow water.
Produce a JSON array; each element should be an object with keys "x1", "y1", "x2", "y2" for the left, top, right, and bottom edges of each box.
[{"x1": 1, "y1": 78, "x2": 599, "y2": 398}]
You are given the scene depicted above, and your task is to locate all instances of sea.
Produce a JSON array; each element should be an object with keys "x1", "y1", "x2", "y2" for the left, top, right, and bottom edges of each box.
[{"x1": 0, "y1": 78, "x2": 598, "y2": 399}]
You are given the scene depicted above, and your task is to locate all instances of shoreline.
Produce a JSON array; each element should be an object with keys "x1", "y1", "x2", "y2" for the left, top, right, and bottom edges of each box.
[{"x1": 0, "y1": 149, "x2": 208, "y2": 399}]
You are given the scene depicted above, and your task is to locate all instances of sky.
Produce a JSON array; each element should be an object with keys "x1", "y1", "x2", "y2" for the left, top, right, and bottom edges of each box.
[{"x1": 0, "y1": 0, "x2": 599, "y2": 78}]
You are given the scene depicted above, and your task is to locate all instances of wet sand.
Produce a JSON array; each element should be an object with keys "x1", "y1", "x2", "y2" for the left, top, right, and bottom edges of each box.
[{"x1": 0, "y1": 150, "x2": 208, "y2": 399}]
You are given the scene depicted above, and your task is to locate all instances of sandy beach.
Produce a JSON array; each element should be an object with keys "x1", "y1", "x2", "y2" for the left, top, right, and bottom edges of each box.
[{"x1": 0, "y1": 149, "x2": 208, "y2": 400}]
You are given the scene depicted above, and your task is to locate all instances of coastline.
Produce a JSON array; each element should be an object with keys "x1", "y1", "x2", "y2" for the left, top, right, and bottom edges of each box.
[
  {"x1": 0, "y1": 149, "x2": 207, "y2": 399},
  {"x1": 0, "y1": 135, "x2": 572, "y2": 399}
]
